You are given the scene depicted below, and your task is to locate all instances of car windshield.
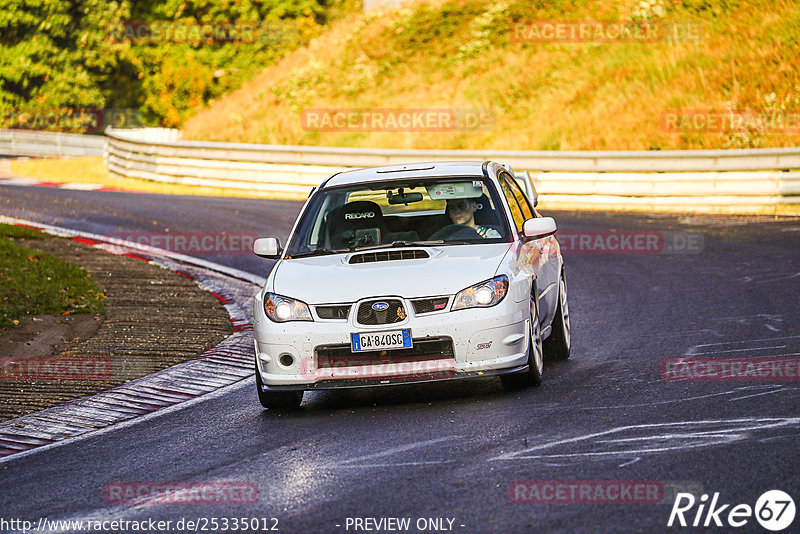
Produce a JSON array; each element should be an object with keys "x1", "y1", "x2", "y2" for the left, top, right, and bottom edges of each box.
[{"x1": 285, "y1": 177, "x2": 512, "y2": 257}]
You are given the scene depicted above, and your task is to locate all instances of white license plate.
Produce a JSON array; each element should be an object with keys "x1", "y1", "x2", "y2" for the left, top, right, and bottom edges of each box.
[{"x1": 351, "y1": 329, "x2": 412, "y2": 352}]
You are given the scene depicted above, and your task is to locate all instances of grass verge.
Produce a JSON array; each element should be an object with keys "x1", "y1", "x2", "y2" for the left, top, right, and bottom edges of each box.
[
  {"x1": 9, "y1": 157, "x2": 286, "y2": 199},
  {"x1": 0, "y1": 223, "x2": 105, "y2": 329}
]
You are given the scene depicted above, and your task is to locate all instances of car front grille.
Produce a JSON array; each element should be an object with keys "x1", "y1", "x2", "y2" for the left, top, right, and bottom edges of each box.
[
  {"x1": 316, "y1": 337, "x2": 455, "y2": 369},
  {"x1": 356, "y1": 299, "x2": 406, "y2": 325},
  {"x1": 316, "y1": 305, "x2": 351, "y2": 320},
  {"x1": 411, "y1": 297, "x2": 449, "y2": 315}
]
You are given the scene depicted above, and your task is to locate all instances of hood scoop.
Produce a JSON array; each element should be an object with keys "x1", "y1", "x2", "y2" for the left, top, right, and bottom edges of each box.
[{"x1": 349, "y1": 249, "x2": 430, "y2": 264}]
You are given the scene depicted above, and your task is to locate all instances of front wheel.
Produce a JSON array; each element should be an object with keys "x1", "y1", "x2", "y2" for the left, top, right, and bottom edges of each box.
[
  {"x1": 501, "y1": 294, "x2": 543, "y2": 390},
  {"x1": 543, "y1": 272, "x2": 570, "y2": 361},
  {"x1": 255, "y1": 363, "x2": 303, "y2": 409}
]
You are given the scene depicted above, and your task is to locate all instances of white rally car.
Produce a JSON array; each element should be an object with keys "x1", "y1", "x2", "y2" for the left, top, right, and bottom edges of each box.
[{"x1": 252, "y1": 161, "x2": 570, "y2": 408}]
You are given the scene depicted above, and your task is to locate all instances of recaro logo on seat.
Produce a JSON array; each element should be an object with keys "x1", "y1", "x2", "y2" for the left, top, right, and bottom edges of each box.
[{"x1": 345, "y1": 212, "x2": 375, "y2": 220}]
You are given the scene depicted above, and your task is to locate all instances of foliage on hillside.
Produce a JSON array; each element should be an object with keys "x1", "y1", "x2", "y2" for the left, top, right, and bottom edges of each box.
[
  {"x1": 0, "y1": 0, "x2": 358, "y2": 130},
  {"x1": 0, "y1": 0, "x2": 124, "y2": 123},
  {"x1": 183, "y1": 0, "x2": 800, "y2": 150}
]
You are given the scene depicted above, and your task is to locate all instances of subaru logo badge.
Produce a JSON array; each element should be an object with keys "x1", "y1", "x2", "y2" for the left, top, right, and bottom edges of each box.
[{"x1": 372, "y1": 302, "x2": 389, "y2": 311}]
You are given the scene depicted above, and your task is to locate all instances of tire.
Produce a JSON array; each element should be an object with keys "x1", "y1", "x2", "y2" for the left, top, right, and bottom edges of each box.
[
  {"x1": 501, "y1": 292, "x2": 543, "y2": 390},
  {"x1": 255, "y1": 363, "x2": 303, "y2": 409},
  {"x1": 543, "y1": 271, "x2": 571, "y2": 361}
]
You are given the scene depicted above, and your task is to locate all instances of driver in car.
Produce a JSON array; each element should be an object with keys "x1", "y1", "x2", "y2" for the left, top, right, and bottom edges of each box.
[{"x1": 446, "y1": 198, "x2": 501, "y2": 238}]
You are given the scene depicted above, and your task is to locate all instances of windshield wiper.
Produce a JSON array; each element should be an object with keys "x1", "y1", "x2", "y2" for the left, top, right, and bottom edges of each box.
[
  {"x1": 399, "y1": 240, "x2": 446, "y2": 247},
  {"x1": 288, "y1": 248, "x2": 348, "y2": 258},
  {"x1": 437, "y1": 240, "x2": 475, "y2": 246},
  {"x1": 349, "y1": 240, "x2": 446, "y2": 252}
]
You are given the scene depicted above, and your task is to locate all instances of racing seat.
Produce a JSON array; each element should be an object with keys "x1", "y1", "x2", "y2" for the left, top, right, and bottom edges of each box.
[
  {"x1": 325, "y1": 201, "x2": 388, "y2": 249},
  {"x1": 472, "y1": 193, "x2": 502, "y2": 228}
]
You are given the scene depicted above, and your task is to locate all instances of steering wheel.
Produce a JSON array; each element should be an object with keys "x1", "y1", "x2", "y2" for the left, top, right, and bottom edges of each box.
[{"x1": 429, "y1": 224, "x2": 483, "y2": 241}]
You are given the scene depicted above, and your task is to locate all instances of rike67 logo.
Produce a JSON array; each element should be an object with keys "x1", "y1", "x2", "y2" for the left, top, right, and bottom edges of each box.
[{"x1": 668, "y1": 490, "x2": 795, "y2": 531}]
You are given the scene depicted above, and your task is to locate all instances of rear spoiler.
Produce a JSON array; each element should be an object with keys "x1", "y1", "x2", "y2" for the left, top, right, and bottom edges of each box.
[
  {"x1": 501, "y1": 163, "x2": 538, "y2": 207},
  {"x1": 500, "y1": 163, "x2": 538, "y2": 207},
  {"x1": 516, "y1": 170, "x2": 538, "y2": 207}
]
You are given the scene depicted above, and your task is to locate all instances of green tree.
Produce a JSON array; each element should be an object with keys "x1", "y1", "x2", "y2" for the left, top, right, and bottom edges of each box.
[
  {"x1": 0, "y1": 0, "x2": 135, "y2": 130},
  {"x1": 0, "y1": 0, "x2": 357, "y2": 131}
]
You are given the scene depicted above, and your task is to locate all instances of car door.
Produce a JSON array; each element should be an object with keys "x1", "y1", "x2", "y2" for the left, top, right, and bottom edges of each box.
[{"x1": 498, "y1": 171, "x2": 559, "y2": 326}]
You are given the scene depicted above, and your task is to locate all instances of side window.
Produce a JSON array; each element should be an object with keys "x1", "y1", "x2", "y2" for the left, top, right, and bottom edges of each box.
[
  {"x1": 506, "y1": 174, "x2": 535, "y2": 220},
  {"x1": 499, "y1": 175, "x2": 526, "y2": 232}
]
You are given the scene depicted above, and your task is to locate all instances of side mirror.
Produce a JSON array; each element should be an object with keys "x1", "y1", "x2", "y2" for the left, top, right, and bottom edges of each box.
[
  {"x1": 254, "y1": 237, "x2": 282, "y2": 259},
  {"x1": 522, "y1": 217, "x2": 557, "y2": 239}
]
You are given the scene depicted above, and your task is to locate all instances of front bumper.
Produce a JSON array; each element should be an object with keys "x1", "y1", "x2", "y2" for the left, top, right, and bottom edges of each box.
[
  {"x1": 253, "y1": 291, "x2": 530, "y2": 389},
  {"x1": 258, "y1": 364, "x2": 529, "y2": 391}
]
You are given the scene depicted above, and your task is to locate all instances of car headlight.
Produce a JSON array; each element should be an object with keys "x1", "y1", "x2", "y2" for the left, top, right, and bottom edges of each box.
[
  {"x1": 263, "y1": 293, "x2": 313, "y2": 322},
  {"x1": 451, "y1": 275, "x2": 509, "y2": 311}
]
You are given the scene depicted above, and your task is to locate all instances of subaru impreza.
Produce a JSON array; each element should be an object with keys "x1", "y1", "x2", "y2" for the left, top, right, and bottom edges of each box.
[{"x1": 252, "y1": 161, "x2": 570, "y2": 408}]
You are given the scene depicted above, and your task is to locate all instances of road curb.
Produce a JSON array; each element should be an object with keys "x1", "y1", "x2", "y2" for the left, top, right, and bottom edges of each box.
[{"x1": 0, "y1": 217, "x2": 264, "y2": 461}]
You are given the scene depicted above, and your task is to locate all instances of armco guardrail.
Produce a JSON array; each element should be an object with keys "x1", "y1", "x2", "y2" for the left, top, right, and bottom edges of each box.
[
  {"x1": 0, "y1": 129, "x2": 105, "y2": 157},
  {"x1": 104, "y1": 128, "x2": 796, "y2": 207}
]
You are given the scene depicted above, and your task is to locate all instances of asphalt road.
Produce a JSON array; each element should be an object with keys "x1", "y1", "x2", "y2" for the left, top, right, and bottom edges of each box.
[{"x1": 1, "y1": 184, "x2": 799, "y2": 533}]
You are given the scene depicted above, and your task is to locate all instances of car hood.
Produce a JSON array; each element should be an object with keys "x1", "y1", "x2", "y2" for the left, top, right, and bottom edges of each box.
[{"x1": 271, "y1": 244, "x2": 511, "y2": 303}]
